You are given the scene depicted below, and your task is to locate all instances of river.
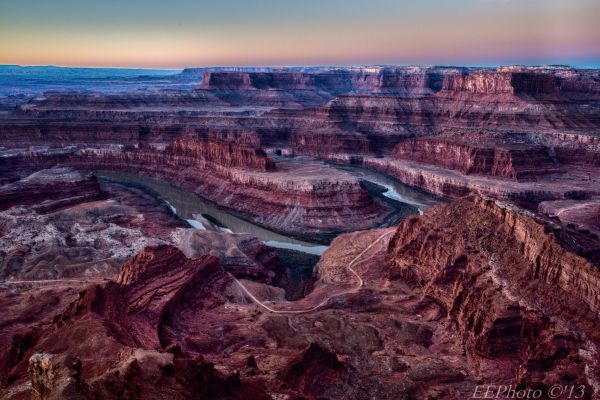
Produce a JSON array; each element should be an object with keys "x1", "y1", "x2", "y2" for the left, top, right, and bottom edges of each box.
[
  {"x1": 330, "y1": 164, "x2": 441, "y2": 214},
  {"x1": 97, "y1": 166, "x2": 439, "y2": 256}
]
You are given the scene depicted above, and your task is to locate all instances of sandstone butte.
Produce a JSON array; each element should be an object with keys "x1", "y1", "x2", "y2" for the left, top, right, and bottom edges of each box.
[{"x1": 0, "y1": 65, "x2": 600, "y2": 399}]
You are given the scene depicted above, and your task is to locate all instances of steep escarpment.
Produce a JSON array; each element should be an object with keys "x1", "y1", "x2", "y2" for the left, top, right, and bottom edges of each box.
[
  {"x1": 0, "y1": 139, "x2": 393, "y2": 237},
  {"x1": 200, "y1": 67, "x2": 457, "y2": 95},
  {"x1": 266, "y1": 68, "x2": 600, "y2": 204},
  {"x1": 4, "y1": 246, "x2": 267, "y2": 399},
  {"x1": 391, "y1": 132, "x2": 560, "y2": 180},
  {"x1": 557, "y1": 70, "x2": 600, "y2": 99},
  {"x1": 166, "y1": 137, "x2": 275, "y2": 171},
  {"x1": 273, "y1": 94, "x2": 436, "y2": 156},
  {"x1": 110, "y1": 246, "x2": 228, "y2": 349},
  {"x1": 0, "y1": 120, "x2": 142, "y2": 146},
  {"x1": 388, "y1": 196, "x2": 600, "y2": 389},
  {"x1": 2, "y1": 67, "x2": 598, "y2": 177},
  {"x1": 440, "y1": 71, "x2": 559, "y2": 97},
  {"x1": 0, "y1": 167, "x2": 103, "y2": 212},
  {"x1": 268, "y1": 68, "x2": 600, "y2": 180},
  {"x1": 435, "y1": 76, "x2": 598, "y2": 132},
  {"x1": 200, "y1": 71, "x2": 316, "y2": 91}
]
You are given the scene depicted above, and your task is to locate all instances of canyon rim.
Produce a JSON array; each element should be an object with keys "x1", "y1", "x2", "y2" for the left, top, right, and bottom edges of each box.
[{"x1": 1, "y1": 1, "x2": 600, "y2": 399}]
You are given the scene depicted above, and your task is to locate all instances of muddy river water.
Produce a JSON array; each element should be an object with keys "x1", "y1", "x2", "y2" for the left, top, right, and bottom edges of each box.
[{"x1": 97, "y1": 165, "x2": 439, "y2": 256}]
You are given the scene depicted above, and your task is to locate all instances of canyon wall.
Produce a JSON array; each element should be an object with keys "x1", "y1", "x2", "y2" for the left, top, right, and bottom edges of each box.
[
  {"x1": 440, "y1": 71, "x2": 560, "y2": 97},
  {"x1": 1, "y1": 65, "x2": 599, "y2": 231},
  {"x1": 388, "y1": 196, "x2": 600, "y2": 388},
  {"x1": 0, "y1": 168, "x2": 103, "y2": 212},
  {"x1": 391, "y1": 134, "x2": 560, "y2": 180},
  {"x1": 199, "y1": 67, "x2": 457, "y2": 95},
  {"x1": 0, "y1": 139, "x2": 393, "y2": 238},
  {"x1": 165, "y1": 138, "x2": 275, "y2": 171}
]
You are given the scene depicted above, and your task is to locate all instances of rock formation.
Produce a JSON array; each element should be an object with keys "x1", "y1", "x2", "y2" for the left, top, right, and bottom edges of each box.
[
  {"x1": 199, "y1": 66, "x2": 454, "y2": 95},
  {"x1": 0, "y1": 167, "x2": 103, "y2": 213},
  {"x1": 0, "y1": 168, "x2": 186, "y2": 281},
  {"x1": 2, "y1": 65, "x2": 600, "y2": 399},
  {"x1": 2, "y1": 66, "x2": 598, "y2": 211},
  {"x1": 0, "y1": 195, "x2": 599, "y2": 398},
  {"x1": 0, "y1": 139, "x2": 394, "y2": 239},
  {"x1": 29, "y1": 353, "x2": 85, "y2": 400},
  {"x1": 391, "y1": 131, "x2": 561, "y2": 180},
  {"x1": 388, "y1": 196, "x2": 600, "y2": 390}
]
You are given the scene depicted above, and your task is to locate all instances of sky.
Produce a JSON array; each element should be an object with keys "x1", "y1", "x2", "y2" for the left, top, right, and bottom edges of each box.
[{"x1": 1, "y1": 0, "x2": 599, "y2": 69}]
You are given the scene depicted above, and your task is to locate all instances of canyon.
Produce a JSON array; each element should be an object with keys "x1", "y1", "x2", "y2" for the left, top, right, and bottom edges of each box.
[{"x1": 1, "y1": 64, "x2": 600, "y2": 399}]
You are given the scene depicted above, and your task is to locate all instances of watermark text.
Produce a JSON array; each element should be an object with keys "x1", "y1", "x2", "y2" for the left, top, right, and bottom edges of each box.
[{"x1": 472, "y1": 384, "x2": 586, "y2": 399}]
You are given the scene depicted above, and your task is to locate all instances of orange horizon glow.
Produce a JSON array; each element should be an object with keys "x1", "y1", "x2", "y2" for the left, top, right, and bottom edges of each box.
[{"x1": 1, "y1": 0, "x2": 599, "y2": 69}]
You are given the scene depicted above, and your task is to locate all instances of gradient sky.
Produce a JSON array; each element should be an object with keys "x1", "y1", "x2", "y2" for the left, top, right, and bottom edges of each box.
[{"x1": 1, "y1": 0, "x2": 599, "y2": 69}]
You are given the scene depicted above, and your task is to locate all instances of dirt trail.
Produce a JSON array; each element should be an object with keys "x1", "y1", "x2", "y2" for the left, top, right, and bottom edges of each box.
[{"x1": 231, "y1": 230, "x2": 394, "y2": 314}]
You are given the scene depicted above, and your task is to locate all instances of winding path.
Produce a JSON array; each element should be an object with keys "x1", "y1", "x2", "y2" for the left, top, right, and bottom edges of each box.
[
  {"x1": 1, "y1": 230, "x2": 393, "y2": 315},
  {"x1": 230, "y1": 230, "x2": 394, "y2": 314}
]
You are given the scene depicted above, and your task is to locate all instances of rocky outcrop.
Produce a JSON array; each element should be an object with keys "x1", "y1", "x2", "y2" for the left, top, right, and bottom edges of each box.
[
  {"x1": 200, "y1": 71, "x2": 315, "y2": 91},
  {"x1": 358, "y1": 149, "x2": 600, "y2": 210},
  {"x1": 0, "y1": 120, "x2": 141, "y2": 147},
  {"x1": 555, "y1": 68, "x2": 600, "y2": 99},
  {"x1": 280, "y1": 343, "x2": 347, "y2": 397},
  {"x1": 440, "y1": 71, "x2": 559, "y2": 97},
  {"x1": 8, "y1": 247, "x2": 267, "y2": 400},
  {"x1": 110, "y1": 246, "x2": 226, "y2": 349},
  {"x1": 29, "y1": 353, "x2": 86, "y2": 400},
  {"x1": 392, "y1": 134, "x2": 560, "y2": 180},
  {"x1": 271, "y1": 68, "x2": 600, "y2": 168},
  {"x1": 388, "y1": 196, "x2": 600, "y2": 389},
  {"x1": 199, "y1": 67, "x2": 456, "y2": 95},
  {"x1": 27, "y1": 349, "x2": 263, "y2": 400},
  {"x1": 276, "y1": 94, "x2": 436, "y2": 156},
  {"x1": 117, "y1": 244, "x2": 191, "y2": 286},
  {"x1": 165, "y1": 137, "x2": 275, "y2": 171},
  {"x1": 0, "y1": 140, "x2": 393, "y2": 238},
  {"x1": 389, "y1": 196, "x2": 600, "y2": 315},
  {"x1": 4, "y1": 198, "x2": 600, "y2": 398},
  {"x1": 289, "y1": 129, "x2": 371, "y2": 155},
  {"x1": 0, "y1": 167, "x2": 103, "y2": 213}
]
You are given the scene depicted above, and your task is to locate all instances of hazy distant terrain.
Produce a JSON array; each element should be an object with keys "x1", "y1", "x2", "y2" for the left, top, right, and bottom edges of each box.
[{"x1": 0, "y1": 65, "x2": 194, "y2": 96}]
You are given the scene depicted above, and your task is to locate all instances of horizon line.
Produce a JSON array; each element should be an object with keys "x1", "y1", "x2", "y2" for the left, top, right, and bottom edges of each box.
[{"x1": 3, "y1": 62, "x2": 600, "y2": 71}]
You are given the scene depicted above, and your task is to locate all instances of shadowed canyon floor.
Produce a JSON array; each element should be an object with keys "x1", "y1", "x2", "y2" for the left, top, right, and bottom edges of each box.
[{"x1": 1, "y1": 65, "x2": 600, "y2": 399}]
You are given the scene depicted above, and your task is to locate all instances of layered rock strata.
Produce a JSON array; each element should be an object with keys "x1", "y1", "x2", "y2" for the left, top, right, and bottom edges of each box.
[
  {"x1": 391, "y1": 133, "x2": 560, "y2": 180},
  {"x1": 388, "y1": 196, "x2": 600, "y2": 390},
  {"x1": 0, "y1": 167, "x2": 103, "y2": 213},
  {"x1": 199, "y1": 66, "x2": 457, "y2": 95},
  {"x1": 0, "y1": 139, "x2": 393, "y2": 238},
  {"x1": 0, "y1": 167, "x2": 186, "y2": 280},
  {"x1": 2, "y1": 196, "x2": 600, "y2": 398}
]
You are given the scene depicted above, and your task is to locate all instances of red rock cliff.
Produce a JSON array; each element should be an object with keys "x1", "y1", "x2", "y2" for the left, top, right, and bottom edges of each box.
[
  {"x1": 0, "y1": 140, "x2": 391, "y2": 236},
  {"x1": 165, "y1": 138, "x2": 276, "y2": 171},
  {"x1": 199, "y1": 67, "x2": 455, "y2": 95},
  {"x1": 440, "y1": 71, "x2": 559, "y2": 97},
  {"x1": 388, "y1": 197, "x2": 600, "y2": 388},
  {"x1": 0, "y1": 167, "x2": 103, "y2": 212},
  {"x1": 392, "y1": 135, "x2": 559, "y2": 180}
]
